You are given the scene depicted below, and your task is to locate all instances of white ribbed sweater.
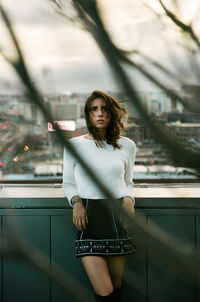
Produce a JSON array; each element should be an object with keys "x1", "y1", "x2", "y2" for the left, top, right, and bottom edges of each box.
[{"x1": 62, "y1": 135, "x2": 136, "y2": 207}]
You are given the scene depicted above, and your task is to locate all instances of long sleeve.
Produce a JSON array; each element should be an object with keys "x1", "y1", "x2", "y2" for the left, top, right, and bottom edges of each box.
[
  {"x1": 62, "y1": 147, "x2": 78, "y2": 207},
  {"x1": 124, "y1": 140, "x2": 136, "y2": 202}
]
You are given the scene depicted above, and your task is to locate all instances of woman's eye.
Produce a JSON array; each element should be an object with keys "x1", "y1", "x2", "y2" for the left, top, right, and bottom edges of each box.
[
  {"x1": 102, "y1": 106, "x2": 108, "y2": 112},
  {"x1": 91, "y1": 107, "x2": 97, "y2": 111}
]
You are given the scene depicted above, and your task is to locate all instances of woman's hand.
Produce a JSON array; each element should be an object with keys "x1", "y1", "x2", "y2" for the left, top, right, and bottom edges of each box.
[{"x1": 73, "y1": 201, "x2": 88, "y2": 231}]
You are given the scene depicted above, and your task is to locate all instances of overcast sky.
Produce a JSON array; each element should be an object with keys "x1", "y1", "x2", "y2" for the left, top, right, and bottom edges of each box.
[{"x1": 0, "y1": 0, "x2": 200, "y2": 94}]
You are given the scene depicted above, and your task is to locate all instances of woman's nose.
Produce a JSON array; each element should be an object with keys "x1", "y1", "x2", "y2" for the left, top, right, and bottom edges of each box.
[{"x1": 97, "y1": 108, "x2": 103, "y2": 116}]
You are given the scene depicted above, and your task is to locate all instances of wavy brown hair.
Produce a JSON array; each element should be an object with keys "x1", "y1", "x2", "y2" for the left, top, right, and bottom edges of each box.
[{"x1": 84, "y1": 90, "x2": 127, "y2": 149}]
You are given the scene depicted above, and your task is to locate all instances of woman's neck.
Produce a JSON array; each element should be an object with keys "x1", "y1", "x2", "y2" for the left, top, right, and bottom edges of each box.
[{"x1": 85, "y1": 131, "x2": 107, "y2": 141}]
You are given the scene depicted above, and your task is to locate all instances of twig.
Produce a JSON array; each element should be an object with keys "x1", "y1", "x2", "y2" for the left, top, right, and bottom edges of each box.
[
  {"x1": 71, "y1": 0, "x2": 200, "y2": 172},
  {"x1": 1, "y1": 228, "x2": 92, "y2": 302},
  {"x1": 159, "y1": 0, "x2": 200, "y2": 49}
]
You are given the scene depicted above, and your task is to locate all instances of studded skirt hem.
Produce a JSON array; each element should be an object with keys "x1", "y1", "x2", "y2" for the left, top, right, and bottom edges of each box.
[{"x1": 74, "y1": 198, "x2": 137, "y2": 257}]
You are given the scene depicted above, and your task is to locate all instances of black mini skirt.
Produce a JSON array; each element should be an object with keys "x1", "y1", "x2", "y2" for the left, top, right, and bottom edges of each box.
[{"x1": 74, "y1": 198, "x2": 137, "y2": 257}]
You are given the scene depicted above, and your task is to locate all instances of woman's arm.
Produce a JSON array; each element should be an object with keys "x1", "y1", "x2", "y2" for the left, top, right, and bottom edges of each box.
[
  {"x1": 124, "y1": 140, "x2": 136, "y2": 203},
  {"x1": 123, "y1": 140, "x2": 136, "y2": 215},
  {"x1": 62, "y1": 147, "x2": 88, "y2": 229},
  {"x1": 62, "y1": 147, "x2": 79, "y2": 207}
]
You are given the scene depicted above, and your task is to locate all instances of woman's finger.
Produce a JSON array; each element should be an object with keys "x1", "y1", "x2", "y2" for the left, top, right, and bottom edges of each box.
[
  {"x1": 82, "y1": 220, "x2": 87, "y2": 230},
  {"x1": 78, "y1": 218, "x2": 85, "y2": 231},
  {"x1": 73, "y1": 213, "x2": 88, "y2": 230},
  {"x1": 73, "y1": 216, "x2": 76, "y2": 225},
  {"x1": 74, "y1": 217, "x2": 80, "y2": 230},
  {"x1": 85, "y1": 214, "x2": 88, "y2": 224}
]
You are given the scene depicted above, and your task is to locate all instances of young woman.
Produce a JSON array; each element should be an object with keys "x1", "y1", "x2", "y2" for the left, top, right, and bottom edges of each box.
[{"x1": 62, "y1": 90, "x2": 137, "y2": 301}]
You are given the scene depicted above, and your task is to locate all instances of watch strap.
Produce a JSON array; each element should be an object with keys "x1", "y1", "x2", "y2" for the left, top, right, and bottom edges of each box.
[{"x1": 71, "y1": 196, "x2": 82, "y2": 206}]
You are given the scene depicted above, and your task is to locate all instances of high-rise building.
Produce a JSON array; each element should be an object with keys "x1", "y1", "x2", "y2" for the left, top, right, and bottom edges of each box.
[
  {"x1": 24, "y1": 103, "x2": 45, "y2": 125},
  {"x1": 50, "y1": 101, "x2": 81, "y2": 120}
]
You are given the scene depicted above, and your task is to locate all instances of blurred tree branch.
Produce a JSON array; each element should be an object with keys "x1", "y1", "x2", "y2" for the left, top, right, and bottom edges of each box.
[
  {"x1": 158, "y1": 0, "x2": 200, "y2": 49},
  {"x1": 1, "y1": 1, "x2": 200, "y2": 297},
  {"x1": 3, "y1": 0, "x2": 199, "y2": 275},
  {"x1": 1, "y1": 0, "x2": 199, "y2": 256},
  {"x1": 67, "y1": 0, "x2": 200, "y2": 174},
  {"x1": 117, "y1": 51, "x2": 200, "y2": 114},
  {"x1": 50, "y1": 1, "x2": 200, "y2": 114},
  {"x1": 1, "y1": 227, "x2": 93, "y2": 302}
]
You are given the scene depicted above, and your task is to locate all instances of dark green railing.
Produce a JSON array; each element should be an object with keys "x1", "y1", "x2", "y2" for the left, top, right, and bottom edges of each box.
[{"x1": 0, "y1": 185, "x2": 199, "y2": 302}]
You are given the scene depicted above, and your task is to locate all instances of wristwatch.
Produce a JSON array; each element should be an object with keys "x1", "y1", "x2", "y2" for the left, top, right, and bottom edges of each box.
[
  {"x1": 123, "y1": 196, "x2": 135, "y2": 206},
  {"x1": 71, "y1": 196, "x2": 82, "y2": 206}
]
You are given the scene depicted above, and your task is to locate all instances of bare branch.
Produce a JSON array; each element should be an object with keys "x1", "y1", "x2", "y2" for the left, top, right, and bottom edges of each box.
[
  {"x1": 0, "y1": 3, "x2": 123, "y2": 207},
  {"x1": 159, "y1": 0, "x2": 200, "y2": 49},
  {"x1": 1, "y1": 3, "x2": 200, "y2": 290},
  {"x1": 118, "y1": 49, "x2": 200, "y2": 115},
  {"x1": 50, "y1": 0, "x2": 200, "y2": 117},
  {"x1": 1, "y1": 228, "x2": 93, "y2": 302},
  {"x1": 49, "y1": 0, "x2": 86, "y2": 29},
  {"x1": 71, "y1": 0, "x2": 200, "y2": 173},
  {"x1": 120, "y1": 48, "x2": 185, "y2": 85},
  {"x1": 0, "y1": 3, "x2": 152, "y2": 257}
]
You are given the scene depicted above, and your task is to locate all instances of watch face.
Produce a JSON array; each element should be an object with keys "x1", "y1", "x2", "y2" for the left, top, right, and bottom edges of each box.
[{"x1": 73, "y1": 196, "x2": 81, "y2": 204}]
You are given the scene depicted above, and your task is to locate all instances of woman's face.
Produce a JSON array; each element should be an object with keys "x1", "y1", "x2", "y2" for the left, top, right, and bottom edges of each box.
[{"x1": 89, "y1": 98, "x2": 110, "y2": 130}]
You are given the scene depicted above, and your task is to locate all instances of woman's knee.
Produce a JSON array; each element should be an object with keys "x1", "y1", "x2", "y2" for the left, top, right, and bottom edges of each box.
[
  {"x1": 95, "y1": 283, "x2": 114, "y2": 296},
  {"x1": 94, "y1": 290, "x2": 115, "y2": 301}
]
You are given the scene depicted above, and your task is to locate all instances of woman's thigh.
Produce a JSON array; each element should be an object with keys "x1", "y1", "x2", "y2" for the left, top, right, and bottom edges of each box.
[
  {"x1": 107, "y1": 255, "x2": 127, "y2": 288},
  {"x1": 81, "y1": 256, "x2": 114, "y2": 295}
]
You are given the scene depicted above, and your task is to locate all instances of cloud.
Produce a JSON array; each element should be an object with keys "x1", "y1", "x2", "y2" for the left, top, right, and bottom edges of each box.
[
  {"x1": 1, "y1": 0, "x2": 199, "y2": 95},
  {"x1": 1, "y1": 0, "x2": 55, "y2": 25}
]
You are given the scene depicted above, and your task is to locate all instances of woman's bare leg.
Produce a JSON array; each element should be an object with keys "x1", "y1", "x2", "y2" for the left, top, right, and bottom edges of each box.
[
  {"x1": 81, "y1": 256, "x2": 114, "y2": 296},
  {"x1": 107, "y1": 256, "x2": 126, "y2": 289}
]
